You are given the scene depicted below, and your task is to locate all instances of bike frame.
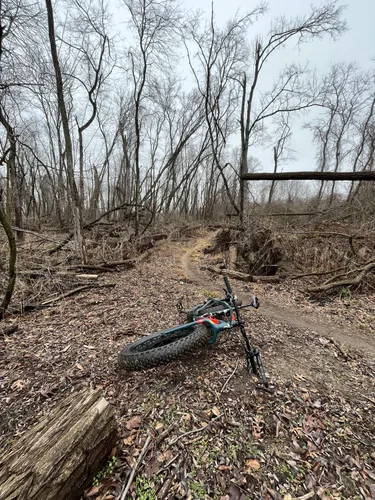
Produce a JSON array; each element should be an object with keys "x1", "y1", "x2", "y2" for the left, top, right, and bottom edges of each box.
[{"x1": 175, "y1": 277, "x2": 269, "y2": 387}]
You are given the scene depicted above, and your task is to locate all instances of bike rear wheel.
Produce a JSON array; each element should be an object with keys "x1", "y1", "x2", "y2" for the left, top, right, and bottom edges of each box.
[{"x1": 118, "y1": 324, "x2": 211, "y2": 370}]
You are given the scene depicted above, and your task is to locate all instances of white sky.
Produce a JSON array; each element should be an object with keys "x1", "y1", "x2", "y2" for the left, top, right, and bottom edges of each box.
[{"x1": 178, "y1": 0, "x2": 375, "y2": 172}]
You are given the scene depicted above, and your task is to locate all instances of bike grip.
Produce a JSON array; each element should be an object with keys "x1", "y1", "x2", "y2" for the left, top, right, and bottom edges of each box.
[{"x1": 224, "y1": 276, "x2": 232, "y2": 294}]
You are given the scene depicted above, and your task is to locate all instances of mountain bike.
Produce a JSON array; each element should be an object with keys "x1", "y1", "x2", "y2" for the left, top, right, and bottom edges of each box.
[{"x1": 118, "y1": 276, "x2": 269, "y2": 387}]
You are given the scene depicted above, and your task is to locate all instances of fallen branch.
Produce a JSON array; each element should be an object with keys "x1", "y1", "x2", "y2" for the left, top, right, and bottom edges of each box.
[
  {"x1": 12, "y1": 226, "x2": 60, "y2": 244},
  {"x1": 330, "y1": 338, "x2": 352, "y2": 360},
  {"x1": 67, "y1": 264, "x2": 115, "y2": 273},
  {"x1": 307, "y1": 261, "x2": 375, "y2": 293},
  {"x1": 154, "y1": 423, "x2": 178, "y2": 447},
  {"x1": 41, "y1": 283, "x2": 115, "y2": 306},
  {"x1": 168, "y1": 414, "x2": 222, "y2": 447},
  {"x1": 101, "y1": 259, "x2": 136, "y2": 269},
  {"x1": 291, "y1": 264, "x2": 352, "y2": 280},
  {"x1": 289, "y1": 231, "x2": 367, "y2": 239},
  {"x1": 47, "y1": 203, "x2": 152, "y2": 255},
  {"x1": 68, "y1": 260, "x2": 136, "y2": 273},
  {"x1": 119, "y1": 434, "x2": 152, "y2": 500},
  {"x1": 201, "y1": 266, "x2": 281, "y2": 283}
]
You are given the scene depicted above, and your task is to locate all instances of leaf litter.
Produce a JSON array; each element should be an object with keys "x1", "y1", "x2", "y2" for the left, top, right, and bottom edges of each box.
[{"x1": 0, "y1": 229, "x2": 374, "y2": 499}]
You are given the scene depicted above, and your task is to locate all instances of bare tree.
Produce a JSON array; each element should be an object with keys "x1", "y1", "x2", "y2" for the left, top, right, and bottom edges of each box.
[
  {"x1": 267, "y1": 116, "x2": 293, "y2": 205},
  {"x1": 184, "y1": 5, "x2": 265, "y2": 216},
  {"x1": 238, "y1": 1, "x2": 347, "y2": 221},
  {"x1": 306, "y1": 64, "x2": 375, "y2": 204},
  {"x1": 123, "y1": 0, "x2": 181, "y2": 234}
]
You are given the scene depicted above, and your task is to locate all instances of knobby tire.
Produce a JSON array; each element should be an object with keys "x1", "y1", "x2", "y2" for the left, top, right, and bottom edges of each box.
[{"x1": 118, "y1": 324, "x2": 211, "y2": 370}]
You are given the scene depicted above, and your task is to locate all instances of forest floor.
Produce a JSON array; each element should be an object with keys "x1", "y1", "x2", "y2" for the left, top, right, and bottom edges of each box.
[{"x1": 1, "y1": 228, "x2": 375, "y2": 500}]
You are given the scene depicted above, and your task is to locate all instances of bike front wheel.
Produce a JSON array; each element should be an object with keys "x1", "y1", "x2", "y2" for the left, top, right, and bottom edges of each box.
[{"x1": 118, "y1": 324, "x2": 211, "y2": 371}]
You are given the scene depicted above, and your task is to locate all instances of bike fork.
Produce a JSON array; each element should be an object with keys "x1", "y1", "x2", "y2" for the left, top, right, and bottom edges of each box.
[{"x1": 240, "y1": 324, "x2": 269, "y2": 388}]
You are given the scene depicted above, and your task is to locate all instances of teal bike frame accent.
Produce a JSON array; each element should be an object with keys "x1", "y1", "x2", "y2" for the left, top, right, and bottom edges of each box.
[{"x1": 157, "y1": 318, "x2": 236, "y2": 345}]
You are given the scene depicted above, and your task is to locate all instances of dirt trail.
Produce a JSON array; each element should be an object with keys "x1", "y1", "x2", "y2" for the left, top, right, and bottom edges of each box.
[
  {"x1": 179, "y1": 230, "x2": 375, "y2": 397},
  {"x1": 181, "y1": 230, "x2": 375, "y2": 360}
]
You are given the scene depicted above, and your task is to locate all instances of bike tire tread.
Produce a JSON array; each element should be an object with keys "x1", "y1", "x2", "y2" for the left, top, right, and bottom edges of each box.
[{"x1": 118, "y1": 324, "x2": 211, "y2": 370}]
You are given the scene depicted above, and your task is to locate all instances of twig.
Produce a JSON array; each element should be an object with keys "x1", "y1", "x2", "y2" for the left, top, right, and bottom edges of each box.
[
  {"x1": 155, "y1": 452, "x2": 181, "y2": 476},
  {"x1": 157, "y1": 476, "x2": 174, "y2": 499},
  {"x1": 154, "y1": 423, "x2": 178, "y2": 446},
  {"x1": 220, "y1": 359, "x2": 239, "y2": 393},
  {"x1": 119, "y1": 434, "x2": 151, "y2": 500},
  {"x1": 352, "y1": 433, "x2": 372, "y2": 447},
  {"x1": 168, "y1": 415, "x2": 222, "y2": 447},
  {"x1": 362, "y1": 395, "x2": 375, "y2": 406},
  {"x1": 329, "y1": 338, "x2": 351, "y2": 360}
]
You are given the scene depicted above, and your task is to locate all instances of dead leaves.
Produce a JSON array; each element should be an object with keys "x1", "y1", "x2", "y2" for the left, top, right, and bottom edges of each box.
[
  {"x1": 10, "y1": 379, "x2": 28, "y2": 391},
  {"x1": 245, "y1": 458, "x2": 261, "y2": 472},
  {"x1": 156, "y1": 449, "x2": 174, "y2": 463},
  {"x1": 251, "y1": 415, "x2": 265, "y2": 440},
  {"x1": 125, "y1": 415, "x2": 142, "y2": 430}
]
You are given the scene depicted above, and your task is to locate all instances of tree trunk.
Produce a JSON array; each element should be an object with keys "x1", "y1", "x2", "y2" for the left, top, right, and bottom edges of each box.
[
  {"x1": 228, "y1": 245, "x2": 237, "y2": 270},
  {"x1": 45, "y1": 0, "x2": 86, "y2": 263},
  {"x1": 0, "y1": 204, "x2": 17, "y2": 319},
  {"x1": 268, "y1": 146, "x2": 278, "y2": 205},
  {"x1": 0, "y1": 388, "x2": 117, "y2": 500},
  {"x1": 0, "y1": 107, "x2": 23, "y2": 239}
]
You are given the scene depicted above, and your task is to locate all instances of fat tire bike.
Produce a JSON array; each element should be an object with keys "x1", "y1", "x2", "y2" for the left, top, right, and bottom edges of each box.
[{"x1": 118, "y1": 276, "x2": 269, "y2": 387}]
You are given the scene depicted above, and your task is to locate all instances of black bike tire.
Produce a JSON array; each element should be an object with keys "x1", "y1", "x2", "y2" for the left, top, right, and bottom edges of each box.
[{"x1": 118, "y1": 324, "x2": 211, "y2": 371}]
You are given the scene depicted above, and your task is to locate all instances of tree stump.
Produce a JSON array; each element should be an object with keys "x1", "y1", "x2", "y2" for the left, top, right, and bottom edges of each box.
[
  {"x1": 228, "y1": 245, "x2": 238, "y2": 270},
  {"x1": 0, "y1": 388, "x2": 118, "y2": 500}
]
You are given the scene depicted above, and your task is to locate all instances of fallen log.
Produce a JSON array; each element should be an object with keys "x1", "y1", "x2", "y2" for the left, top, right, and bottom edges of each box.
[
  {"x1": 307, "y1": 260, "x2": 375, "y2": 293},
  {"x1": 201, "y1": 266, "x2": 281, "y2": 283},
  {"x1": 100, "y1": 259, "x2": 136, "y2": 269},
  {"x1": 242, "y1": 170, "x2": 375, "y2": 181},
  {"x1": 68, "y1": 259, "x2": 135, "y2": 272},
  {"x1": 0, "y1": 388, "x2": 117, "y2": 500}
]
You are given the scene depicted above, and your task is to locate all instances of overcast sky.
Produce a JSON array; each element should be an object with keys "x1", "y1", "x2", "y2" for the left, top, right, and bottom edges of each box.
[{"x1": 180, "y1": 0, "x2": 375, "y2": 172}]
